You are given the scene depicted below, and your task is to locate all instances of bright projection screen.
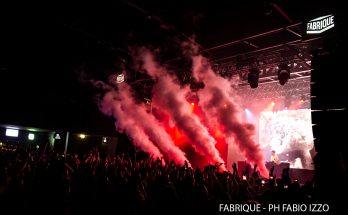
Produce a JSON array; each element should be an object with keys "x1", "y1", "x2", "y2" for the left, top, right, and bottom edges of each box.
[{"x1": 259, "y1": 109, "x2": 314, "y2": 170}]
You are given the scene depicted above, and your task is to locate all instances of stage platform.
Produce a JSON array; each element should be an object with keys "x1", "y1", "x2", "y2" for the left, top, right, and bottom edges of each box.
[{"x1": 237, "y1": 161, "x2": 314, "y2": 184}]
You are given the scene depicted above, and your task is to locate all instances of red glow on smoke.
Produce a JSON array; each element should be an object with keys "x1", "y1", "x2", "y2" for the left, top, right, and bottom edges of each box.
[
  {"x1": 167, "y1": 124, "x2": 189, "y2": 148},
  {"x1": 190, "y1": 102, "x2": 195, "y2": 112},
  {"x1": 96, "y1": 47, "x2": 270, "y2": 174},
  {"x1": 153, "y1": 108, "x2": 190, "y2": 148},
  {"x1": 214, "y1": 129, "x2": 223, "y2": 138},
  {"x1": 211, "y1": 128, "x2": 228, "y2": 166}
]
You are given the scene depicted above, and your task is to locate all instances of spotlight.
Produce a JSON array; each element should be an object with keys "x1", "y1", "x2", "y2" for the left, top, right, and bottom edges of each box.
[
  {"x1": 28, "y1": 133, "x2": 35, "y2": 140},
  {"x1": 247, "y1": 68, "x2": 259, "y2": 88},
  {"x1": 6, "y1": 128, "x2": 19, "y2": 137},
  {"x1": 54, "y1": 133, "x2": 62, "y2": 140},
  {"x1": 79, "y1": 134, "x2": 86, "y2": 139},
  {"x1": 116, "y1": 74, "x2": 125, "y2": 83},
  {"x1": 109, "y1": 73, "x2": 125, "y2": 85},
  {"x1": 277, "y1": 64, "x2": 290, "y2": 85}
]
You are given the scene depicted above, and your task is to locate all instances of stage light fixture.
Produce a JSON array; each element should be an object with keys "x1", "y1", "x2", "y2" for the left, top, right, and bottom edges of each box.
[
  {"x1": 116, "y1": 74, "x2": 125, "y2": 83},
  {"x1": 277, "y1": 64, "x2": 290, "y2": 85},
  {"x1": 6, "y1": 128, "x2": 18, "y2": 137},
  {"x1": 28, "y1": 133, "x2": 35, "y2": 140},
  {"x1": 54, "y1": 133, "x2": 62, "y2": 140},
  {"x1": 247, "y1": 68, "x2": 259, "y2": 88}
]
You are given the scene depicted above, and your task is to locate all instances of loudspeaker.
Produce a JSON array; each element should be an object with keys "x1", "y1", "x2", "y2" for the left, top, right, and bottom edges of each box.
[{"x1": 310, "y1": 49, "x2": 347, "y2": 152}]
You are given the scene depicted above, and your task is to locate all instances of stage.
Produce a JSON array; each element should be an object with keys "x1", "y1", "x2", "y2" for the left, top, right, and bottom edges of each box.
[{"x1": 237, "y1": 161, "x2": 314, "y2": 184}]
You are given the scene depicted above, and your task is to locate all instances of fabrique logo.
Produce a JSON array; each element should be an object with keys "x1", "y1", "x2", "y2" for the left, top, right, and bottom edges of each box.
[{"x1": 306, "y1": 15, "x2": 334, "y2": 34}]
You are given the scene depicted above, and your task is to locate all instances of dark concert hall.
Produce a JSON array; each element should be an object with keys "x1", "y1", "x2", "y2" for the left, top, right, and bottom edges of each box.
[{"x1": 0, "y1": 1, "x2": 347, "y2": 214}]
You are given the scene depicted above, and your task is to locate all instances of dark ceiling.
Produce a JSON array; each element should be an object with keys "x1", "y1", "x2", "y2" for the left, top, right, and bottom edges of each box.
[{"x1": 0, "y1": 0, "x2": 340, "y2": 135}]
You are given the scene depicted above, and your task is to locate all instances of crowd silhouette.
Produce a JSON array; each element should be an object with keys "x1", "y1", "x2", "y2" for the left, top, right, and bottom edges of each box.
[{"x1": 0, "y1": 145, "x2": 317, "y2": 215}]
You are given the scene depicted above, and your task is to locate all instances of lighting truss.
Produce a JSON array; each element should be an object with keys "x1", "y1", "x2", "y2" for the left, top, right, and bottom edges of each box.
[
  {"x1": 211, "y1": 43, "x2": 313, "y2": 84},
  {"x1": 237, "y1": 77, "x2": 311, "y2": 109}
]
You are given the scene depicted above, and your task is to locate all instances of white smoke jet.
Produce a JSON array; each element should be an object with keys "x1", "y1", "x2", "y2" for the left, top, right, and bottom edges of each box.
[
  {"x1": 99, "y1": 90, "x2": 163, "y2": 159},
  {"x1": 192, "y1": 55, "x2": 269, "y2": 177},
  {"x1": 140, "y1": 51, "x2": 226, "y2": 170},
  {"x1": 99, "y1": 82, "x2": 189, "y2": 165}
]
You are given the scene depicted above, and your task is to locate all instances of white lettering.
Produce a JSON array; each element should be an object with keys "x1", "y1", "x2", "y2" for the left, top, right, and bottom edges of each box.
[
  {"x1": 310, "y1": 204, "x2": 330, "y2": 212},
  {"x1": 219, "y1": 204, "x2": 262, "y2": 212},
  {"x1": 268, "y1": 204, "x2": 281, "y2": 212},
  {"x1": 322, "y1": 19, "x2": 327, "y2": 28},
  {"x1": 282, "y1": 204, "x2": 307, "y2": 212},
  {"x1": 313, "y1": 22, "x2": 317, "y2": 30},
  {"x1": 307, "y1": 15, "x2": 334, "y2": 34}
]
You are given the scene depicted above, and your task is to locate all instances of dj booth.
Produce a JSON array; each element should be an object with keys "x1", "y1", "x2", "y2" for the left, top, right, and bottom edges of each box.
[{"x1": 237, "y1": 161, "x2": 313, "y2": 184}]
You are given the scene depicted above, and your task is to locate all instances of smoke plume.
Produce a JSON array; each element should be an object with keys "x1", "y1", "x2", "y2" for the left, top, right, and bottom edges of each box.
[
  {"x1": 98, "y1": 81, "x2": 189, "y2": 165},
  {"x1": 99, "y1": 90, "x2": 163, "y2": 159},
  {"x1": 140, "y1": 51, "x2": 226, "y2": 170},
  {"x1": 93, "y1": 44, "x2": 269, "y2": 175},
  {"x1": 192, "y1": 55, "x2": 269, "y2": 177}
]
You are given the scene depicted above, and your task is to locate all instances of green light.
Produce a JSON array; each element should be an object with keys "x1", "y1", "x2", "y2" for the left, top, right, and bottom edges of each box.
[
  {"x1": 28, "y1": 128, "x2": 38, "y2": 132},
  {"x1": 28, "y1": 133, "x2": 35, "y2": 140}
]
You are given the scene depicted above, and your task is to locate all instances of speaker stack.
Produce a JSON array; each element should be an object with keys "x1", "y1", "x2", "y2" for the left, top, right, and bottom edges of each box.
[
  {"x1": 311, "y1": 46, "x2": 347, "y2": 153},
  {"x1": 310, "y1": 35, "x2": 347, "y2": 207}
]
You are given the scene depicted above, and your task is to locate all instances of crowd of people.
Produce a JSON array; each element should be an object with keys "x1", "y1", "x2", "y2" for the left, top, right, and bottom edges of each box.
[{"x1": 0, "y1": 145, "x2": 317, "y2": 215}]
